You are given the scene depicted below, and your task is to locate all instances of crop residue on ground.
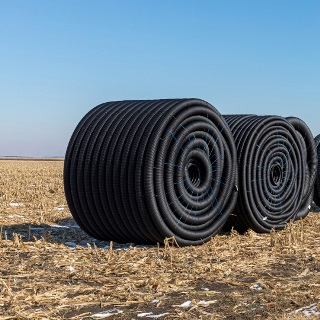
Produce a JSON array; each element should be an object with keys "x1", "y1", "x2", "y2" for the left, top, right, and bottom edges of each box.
[{"x1": 0, "y1": 160, "x2": 319, "y2": 319}]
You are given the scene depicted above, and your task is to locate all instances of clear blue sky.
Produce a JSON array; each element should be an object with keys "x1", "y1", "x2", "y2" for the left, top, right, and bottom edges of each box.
[{"x1": 0, "y1": 0, "x2": 319, "y2": 157}]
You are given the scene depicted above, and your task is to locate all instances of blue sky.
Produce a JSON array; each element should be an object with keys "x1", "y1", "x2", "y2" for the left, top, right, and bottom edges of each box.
[{"x1": 0, "y1": 0, "x2": 319, "y2": 157}]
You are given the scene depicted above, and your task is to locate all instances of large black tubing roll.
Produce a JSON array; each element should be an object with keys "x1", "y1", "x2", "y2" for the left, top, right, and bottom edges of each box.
[
  {"x1": 286, "y1": 117, "x2": 317, "y2": 219},
  {"x1": 64, "y1": 99, "x2": 238, "y2": 246},
  {"x1": 313, "y1": 134, "x2": 320, "y2": 207},
  {"x1": 223, "y1": 114, "x2": 316, "y2": 233}
]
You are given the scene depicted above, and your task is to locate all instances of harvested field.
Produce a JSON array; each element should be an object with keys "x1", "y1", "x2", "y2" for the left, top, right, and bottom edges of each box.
[{"x1": 0, "y1": 160, "x2": 319, "y2": 319}]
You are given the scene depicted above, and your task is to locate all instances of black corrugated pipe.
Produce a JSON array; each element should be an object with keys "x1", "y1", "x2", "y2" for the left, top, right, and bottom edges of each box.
[
  {"x1": 64, "y1": 99, "x2": 238, "y2": 246},
  {"x1": 313, "y1": 134, "x2": 320, "y2": 207},
  {"x1": 286, "y1": 117, "x2": 317, "y2": 219},
  {"x1": 223, "y1": 115, "x2": 317, "y2": 233}
]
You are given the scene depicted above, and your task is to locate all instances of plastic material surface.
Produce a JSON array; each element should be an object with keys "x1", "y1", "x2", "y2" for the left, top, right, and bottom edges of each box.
[
  {"x1": 224, "y1": 115, "x2": 317, "y2": 232},
  {"x1": 313, "y1": 134, "x2": 320, "y2": 207},
  {"x1": 64, "y1": 99, "x2": 238, "y2": 246}
]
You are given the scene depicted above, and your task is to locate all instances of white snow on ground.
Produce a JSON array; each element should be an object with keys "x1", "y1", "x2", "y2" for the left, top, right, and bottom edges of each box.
[
  {"x1": 90, "y1": 308, "x2": 123, "y2": 318},
  {"x1": 146, "y1": 313, "x2": 170, "y2": 318},
  {"x1": 9, "y1": 202, "x2": 24, "y2": 207},
  {"x1": 201, "y1": 287, "x2": 210, "y2": 291},
  {"x1": 250, "y1": 284, "x2": 263, "y2": 291},
  {"x1": 198, "y1": 300, "x2": 217, "y2": 306},
  {"x1": 1, "y1": 214, "x2": 26, "y2": 219},
  {"x1": 53, "y1": 207, "x2": 64, "y2": 211},
  {"x1": 50, "y1": 225, "x2": 70, "y2": 229},
  {"x1": 138, "y1": 300, "x2": 217, "y2": 318},
  {"x1": 178, "y1": 300, "x2": 193, "y2": 307},
  {"x1": 137, "y1": 312, "x2": 170, "y2": 318},
  {"x1": 289, "y1": 304, "x2": 320, "y2": 317},
  {"x1": 175, "y1": 300, "x2": 217, "y2": 308},
  {"x1": 151, "y1": 299, "x2": 160, "y2": 304},
  {"x1": 50, "y1": 224, "x2": 80, "y2": 229}
]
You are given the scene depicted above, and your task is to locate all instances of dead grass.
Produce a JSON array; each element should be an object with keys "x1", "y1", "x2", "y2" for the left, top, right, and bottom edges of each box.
[{"x1": 0, "y1": 160, "x2": 319, "y2": 319}]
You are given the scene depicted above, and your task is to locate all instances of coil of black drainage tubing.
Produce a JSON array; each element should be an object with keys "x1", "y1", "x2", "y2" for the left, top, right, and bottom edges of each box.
[
  {"x1": 286, "y1": 117, "x2": 317, "y2": 219},
  {"x1": 223, "y1": 115, "x2": 318, "y2": 233},
  {"x1": 64, "y1": 99, "x2": 238, "y2": 246},
  {"x1": 313, "y1": 134, "x2": 320, "y2": 207}
]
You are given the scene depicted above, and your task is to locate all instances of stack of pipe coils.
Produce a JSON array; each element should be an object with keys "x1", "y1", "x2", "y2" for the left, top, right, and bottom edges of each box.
[{"x1": 64, "y1": 99, "x2": 318, "y2": 246}]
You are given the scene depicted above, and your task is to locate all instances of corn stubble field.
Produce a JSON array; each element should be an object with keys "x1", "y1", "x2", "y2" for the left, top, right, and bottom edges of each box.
[{"x1": 0, "y1": 160, "x2": 319, "y2": 320}]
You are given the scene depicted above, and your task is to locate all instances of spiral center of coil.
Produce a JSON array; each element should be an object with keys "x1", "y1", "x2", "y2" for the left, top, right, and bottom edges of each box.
[
  {"x1": 270, "y1": 164, "x2": 282, "y2": 186},
  {"x1": 187, "y1": 160, "x2": 205, "y2": 188}
]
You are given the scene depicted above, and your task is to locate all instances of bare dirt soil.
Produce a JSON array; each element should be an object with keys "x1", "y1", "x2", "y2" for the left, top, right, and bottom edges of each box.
[{"x1": 0, "y1": 160, "x2": 319, "y2": 319}]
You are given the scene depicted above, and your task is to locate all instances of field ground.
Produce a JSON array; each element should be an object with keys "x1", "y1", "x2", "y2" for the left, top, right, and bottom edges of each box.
[{"x1": 0, "y1": 160, "x2": 319, "y2": 319}]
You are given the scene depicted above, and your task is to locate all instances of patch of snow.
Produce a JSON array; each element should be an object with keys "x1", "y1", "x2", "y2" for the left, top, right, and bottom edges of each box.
[
  {"x1": 9, "y1": 202, "x2": 23, "y2": 207},
  {"x1": 147, "y1": 313, "x2": 170, "y2": 319},
  {"x1": 50, "y1": 224, "x2": 79, "y2": 229},
  {"x1": 290, "y1": 304, "x2": 320, "y2": 317},
  {"x1": 114, "y1": 244, "x2": 131, "y2": 251},
  {"x1": 178, "y1": 300, "x2": 192, "y2": 308},
  {"x1": 8, "y1": 214, "x2": 26, "y2": 219},
  {"x1": 201, "y1": 287, "x2": 210, "y2": 291},
  {"x1": 91, "y1": 309, "x2": 123, "y2": 318},
  {"x1": 137, "y1": 313, "x2": 170, "y2": 318},
  {"x1": 151, "y1": 299, "x2": 160, "y2": 304},
  {"x1": 69, "y1": 265, "x2": 75, "y2": 272},
  {"x1": 303, "y1": 310, "x2": 311, "y2": 317},
  {"x1": 53, "y1": 207, "x2": 64, "y2": 211},
  {"x1": 250, "y1": 284, "x2": 263, "y2": 291},
  {"x1": 198, "y1": 300, "x2": 217, "y2": 306},
  {"x1": 50, "y1": 224, "x2": 69, "y2": 229}
]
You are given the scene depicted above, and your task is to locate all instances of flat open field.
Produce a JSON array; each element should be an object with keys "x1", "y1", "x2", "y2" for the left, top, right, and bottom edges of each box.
[{"x1": 0, "y1": 160, "x2": 319, "y2": 319}]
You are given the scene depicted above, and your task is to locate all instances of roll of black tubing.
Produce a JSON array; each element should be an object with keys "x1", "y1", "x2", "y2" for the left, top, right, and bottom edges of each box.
[
  {"x1": 224, "y1": 114, "x2": 311, "y2": 233},
  {"x1": 64, "y1": 99, "x2": 238, "y2": 246},
  {"x1": 286, "y1": 117, "x2": 318, "y2": 219},
  {"x1": 313, "y1": 134, "x2": 320, "y2": 207}
]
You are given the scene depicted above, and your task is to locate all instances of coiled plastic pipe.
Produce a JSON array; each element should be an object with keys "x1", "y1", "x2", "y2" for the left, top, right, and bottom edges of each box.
[
  {"x1": 286, "y1": 117, "x2": 317, "y2": 219},
  {"x1": 313, "y1": 134, "x2": 320, "y2": 207},
  {"x1": 223, "y1": 115, "x2": 317, "y2": 233},
  {"x1": 64, "y1": 99, "x2": 238, "y2": 246}
]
